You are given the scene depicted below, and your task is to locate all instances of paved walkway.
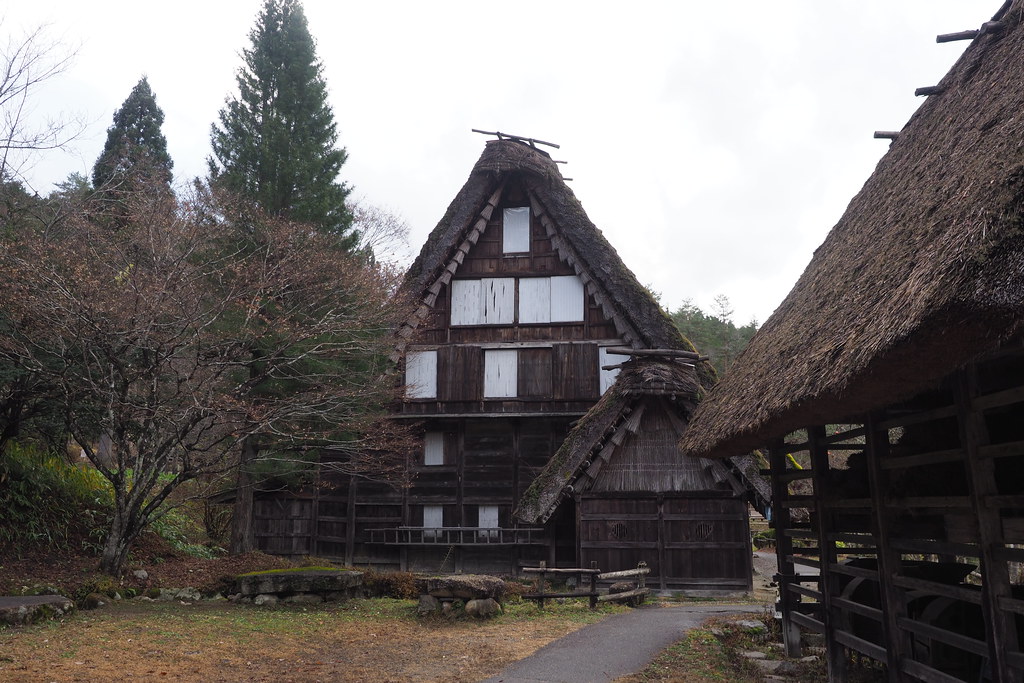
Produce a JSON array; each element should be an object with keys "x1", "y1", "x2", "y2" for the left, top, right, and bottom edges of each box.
[{"x1": 482, "y1": 603, "x2": 764, "y2": 683}]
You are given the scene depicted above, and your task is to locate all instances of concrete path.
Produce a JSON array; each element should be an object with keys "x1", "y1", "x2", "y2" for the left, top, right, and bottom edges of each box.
[{"x1": 482, "y1": 603, "x2": 764, "y2": 683}]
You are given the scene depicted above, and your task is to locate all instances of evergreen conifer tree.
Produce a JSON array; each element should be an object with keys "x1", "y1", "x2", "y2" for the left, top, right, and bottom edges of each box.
[
  {"x1": 209, "y1": 0, "x2": 355, "y2": 246},
  {"x1": 92, "y1": 77, "x2": 173, "y2": 191}
]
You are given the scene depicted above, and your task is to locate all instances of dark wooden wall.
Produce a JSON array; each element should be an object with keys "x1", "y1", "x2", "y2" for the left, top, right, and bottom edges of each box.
[{"x1": 579, "y1": 492, "x2": 751, "y2": 590}]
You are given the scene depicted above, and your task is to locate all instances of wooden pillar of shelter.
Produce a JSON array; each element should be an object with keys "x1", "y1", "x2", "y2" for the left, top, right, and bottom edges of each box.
[
  {"x1": 768, "y1": 439, "x2": 803, "y2": 657},
  {"x1": 956, "y1": 366, "x2": 1018, "y2": 682},
  {"x1": 864, "y1": 413, "x2": 910, "y2": 682},
  {"x1": 345, "y1": 476, "x2": 357, "y2": 566},
  {"x1": 808, "y1": 425, "x2": 848, "y2": 682}
]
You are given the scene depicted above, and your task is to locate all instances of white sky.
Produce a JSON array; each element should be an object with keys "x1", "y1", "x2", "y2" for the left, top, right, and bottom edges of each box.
[{"x1": 2, "y1": 0, "x2": 994, "y2": 325}]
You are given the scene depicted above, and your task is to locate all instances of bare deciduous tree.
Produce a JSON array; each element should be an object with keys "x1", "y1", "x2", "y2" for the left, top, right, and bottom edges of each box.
[
  {"x1": 0, "y1": 22, "x2": 83, "y2": 184},
  {"x1": 0, "y1": 183, "x2": 414, "y2": 574}
]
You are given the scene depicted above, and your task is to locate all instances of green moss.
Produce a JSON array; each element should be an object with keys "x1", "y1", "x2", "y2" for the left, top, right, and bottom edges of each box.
[{"x1": 236, "y1": 566, "x2": 346, "y2": 577}]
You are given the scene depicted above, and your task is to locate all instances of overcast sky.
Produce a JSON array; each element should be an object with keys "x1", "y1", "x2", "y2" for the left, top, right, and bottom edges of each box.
[{"x1": 2, "y1": 1, "x2": 995, "y2": 325}]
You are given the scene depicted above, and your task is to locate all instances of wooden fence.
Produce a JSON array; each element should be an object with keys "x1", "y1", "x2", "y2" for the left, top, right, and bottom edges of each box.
[{"x1": 521, "y1": 561, "x2": 650, "y2": 609}]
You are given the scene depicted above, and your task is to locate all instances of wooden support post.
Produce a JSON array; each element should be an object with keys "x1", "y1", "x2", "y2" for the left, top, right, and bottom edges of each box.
[
  {"x1": 589, "y1": 561, "x2": 598, "y2": 609},
  {"x1": 808, "y1": 425, "x2": 848, "y2": 683},
  {"x1": 768, "y1": 440, "x2": 803, "y2": 657},
  {"x1": 864, "y1": 413, "x2": 911, "y2": 682},
  {"x1": 538, "y1": 561, "x2": 547, "y2": 609},
  {"x1": 874, "y1": 131, "x2": 900, "y2": 140},
  {"x1": 345, "y1": 476, "x2": 356, "y2": 566},
  {"x1": 957, "y1": 367, "x2": 1019, "y2": 682}
]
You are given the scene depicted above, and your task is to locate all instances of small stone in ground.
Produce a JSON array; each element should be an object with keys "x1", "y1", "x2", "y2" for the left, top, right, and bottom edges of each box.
[
  {"x1": 740, "y1": 650, "x2": 767, "y2": 659},
  {"x1": 132, "y1": 569, "x2": 149, "y2": 581},
  {"x1": 253, "y1": 594, "x2": 278, "y2": 606}
]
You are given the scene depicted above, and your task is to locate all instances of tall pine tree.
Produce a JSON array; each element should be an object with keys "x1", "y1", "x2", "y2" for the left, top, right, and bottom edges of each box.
[
  {"x1": 209, "y1": 0, "x2": 355, "y2": 246},
  {"x1": 92, "y1": 77, "x2": 173, "y2": 192}
]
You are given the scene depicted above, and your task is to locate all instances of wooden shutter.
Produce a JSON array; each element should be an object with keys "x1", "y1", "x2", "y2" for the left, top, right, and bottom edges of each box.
[
  {"x1": 484, "y1": 349, "x2": 518, "y2": 398},
  {"x1": 599, "y1": 347, "x2": 630, "y2": 394},
  {"x1": 405, "y1": 350, "x2": 437, "y2": 398},
  {"x1": 450, "y1": 280, "x2": 482, "y2": 325},
  {"x1": 518, "y1": 347, "x2": 553, "y2": 398},
  {"x1": 482, "y1": 278, "x2": 515, "y2": 324},
  {"x1": 438, "y1": 346, "x2": 483, "y2": 401},
  {"x1": 553, "y1": 343, "x2": 599, "y2": 400},
  {"x1": 519, "y1": 278, "x2": 551, "y2": 324},
  {"x1": 550, "y1": 275, "x2": 585, "y2": 322}
]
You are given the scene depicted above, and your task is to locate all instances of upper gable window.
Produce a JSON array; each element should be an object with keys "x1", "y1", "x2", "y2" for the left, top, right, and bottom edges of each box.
[
  {"x1": 502, "y1": 207, "x2": 530, "y2": 253},
  {"x1": 451, "y1": 278, "x2": 515, "y2": 326},
  {"x1": 519, "y1": 275, "x2": 586, "y2": 323}
]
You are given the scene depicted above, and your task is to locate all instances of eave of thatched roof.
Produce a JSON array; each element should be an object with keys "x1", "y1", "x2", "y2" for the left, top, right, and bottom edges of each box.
[
  {"x1": 516, "y1": 358, "x2": 719, "y2": 525},
  {"x1": 400, "y1": 139, "x2": 701, "y2": 360},
  {"x1": 680, "y1": 1, "x2": 1024, "y2": 460}
]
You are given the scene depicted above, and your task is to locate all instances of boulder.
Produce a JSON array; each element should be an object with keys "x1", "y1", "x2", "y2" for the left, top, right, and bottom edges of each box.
[
  {"x1": 0, "y1": 595, "x2": 75, "y2": 626},
  {"x1": 416, "y1": 594, "x2": 441, "y2": 615},
  {"x1": 81, "y1": 593, "x2": 107, "y2": 610},
  {"x1": 236, "y1": 569, "x2": 362, "y2": 601},
  {"x1": 254, "y1": 594, "x2": 278, "y2": 606},
  {"x1": 465, "y1": 598, "x2": 502, "y2": 619},
  {"x1": 417, "y1": 575, "x2": 507, "y2": 602},
  {"x1": 283, "y1": 593, "x2": 323, "y2": 605}
]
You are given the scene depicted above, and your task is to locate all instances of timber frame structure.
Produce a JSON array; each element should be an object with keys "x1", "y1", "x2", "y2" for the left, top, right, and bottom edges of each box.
[
  {"x1": 251, "y1": 138, "x2": 767, "y2": 589},
  {"x1": 680, "y1": 1, "x2": 1024, "y2": 680}
]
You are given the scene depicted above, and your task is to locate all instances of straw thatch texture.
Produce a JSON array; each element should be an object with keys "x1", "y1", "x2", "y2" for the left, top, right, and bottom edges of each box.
[
  {"x1": 681, "y1": 1, "x2": 1024, "y2": 459},
  {"x1": 515, "y1": 358, "x2": 702, "y2": 524},
  {"x1": 404, "y1": 139, "x2": 694, "y2": 354}
]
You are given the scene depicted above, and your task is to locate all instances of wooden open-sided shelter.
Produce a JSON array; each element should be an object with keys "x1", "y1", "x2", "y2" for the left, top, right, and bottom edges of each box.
[
  {"x1": 251, "y1": 136, "x2": 766, "y2": 589},
  {"x1": 680, "y1": 2, "x2": 1024, "y2": 679}
]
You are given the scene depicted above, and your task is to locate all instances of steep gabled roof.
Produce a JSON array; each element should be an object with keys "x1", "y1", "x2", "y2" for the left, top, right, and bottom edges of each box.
[
  {"x1": 516, "y1": 358, "x2": 765, "y2": 525},
  {"x1": 680, "y1": 1, "x2": 1024, "y2": 459},
  {"x1": 399, "y1": 139, "x2": 699, "y2": 357}
]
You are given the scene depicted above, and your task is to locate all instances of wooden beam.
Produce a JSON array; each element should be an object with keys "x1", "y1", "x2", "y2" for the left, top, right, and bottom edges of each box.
[
  {"x1": 915, "y1": 85, "x2": 945, "y2": 97},
  {"x1": 808, "y1": 424, "x2": 848, "y2": 682},
  {"x1": 603, "y1": 346, "x2": 702, "y2": 360},
  {"x1": 937, "y1": 29, "x2": 979, "y2": 42},
  {"x1": 874, "y1": 131, "x2": 899, "y2": 140},
  {"x1": 956, "y1": 365, "x2": 1019, "y2": 681},
  {"x1": 865, "y1": 412, "x2": 911, "y2": 681}
]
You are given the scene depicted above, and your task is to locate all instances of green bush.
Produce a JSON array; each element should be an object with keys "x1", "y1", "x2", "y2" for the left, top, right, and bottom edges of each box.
[{"x1": 0, "y1": 442, "x2": 112, "y2": 554}]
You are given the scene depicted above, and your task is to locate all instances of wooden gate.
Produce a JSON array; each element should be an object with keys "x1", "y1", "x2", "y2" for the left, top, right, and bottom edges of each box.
[{"x1": 579, "y1": 492, "x2": 751, "y2": 590}]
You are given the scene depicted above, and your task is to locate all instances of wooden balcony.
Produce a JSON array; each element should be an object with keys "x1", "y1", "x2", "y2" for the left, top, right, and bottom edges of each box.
[{"x1": 367, "y1": 526, "x2": 547, "y2": 546}]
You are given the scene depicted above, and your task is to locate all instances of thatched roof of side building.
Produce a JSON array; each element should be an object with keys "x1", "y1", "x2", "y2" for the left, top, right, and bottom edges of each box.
[
  {"x1": 517, "y1": 358, "x2": 767, "y2": 524},
  {"x1": 400, "y1": 139, "x2": 700, "y2": 360},
  {"x1": 680, "y1": 1, "x2": 1024, "y2": 459}
]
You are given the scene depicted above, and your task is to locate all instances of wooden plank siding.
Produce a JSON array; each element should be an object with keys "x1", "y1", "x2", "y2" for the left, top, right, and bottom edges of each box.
[{"x1": 579, "y1": 493, "x2": 750, "y2": 590}]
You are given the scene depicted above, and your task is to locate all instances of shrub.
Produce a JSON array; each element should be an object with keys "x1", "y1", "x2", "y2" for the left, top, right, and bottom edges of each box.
[
  {"x1": 361, "y1": 569, "x2": 419, "y2": 599},
  {"x1": 0, "y1": 442, "x2": 112, "y2": 554}
]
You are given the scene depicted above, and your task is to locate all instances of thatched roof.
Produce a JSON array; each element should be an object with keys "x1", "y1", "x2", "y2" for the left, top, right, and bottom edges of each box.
[
  {"x1": 515, "y1": 358, "x2": 768, "y2": 525},
  {"x1": 680, "y1": 1, "x2": 1024, "y2": 459},
  {"x1": 401, "y1": 139, "x2": 698, "y2": 357}
]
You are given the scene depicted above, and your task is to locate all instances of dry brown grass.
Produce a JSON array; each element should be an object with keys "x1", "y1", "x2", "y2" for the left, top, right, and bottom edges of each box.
[{"x1": 0, "y1": 597, "x2": 609, "y2": 682}]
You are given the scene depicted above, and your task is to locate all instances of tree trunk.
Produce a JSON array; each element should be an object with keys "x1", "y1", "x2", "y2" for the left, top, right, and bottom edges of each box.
[
  {"x1": 230, "y1": 437, "x2": 257, "y2": 554},
  {"x1": 99, "y1": 509, "x2": 135, "y2": 575}
]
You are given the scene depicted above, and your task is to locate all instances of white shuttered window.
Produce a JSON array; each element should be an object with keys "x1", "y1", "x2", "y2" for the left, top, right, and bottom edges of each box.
[
  {"x1": 405, "y1": 350, "x2": 437, "y2": 399},
  {"x1": 484, "y1": 349, "x2": 518, "y2": 397},
  {"x1": 599, "y1": 347, "x2": 630, "y2": 394},
  {"x1": 424, "y1": 432, "x2": 444, "y2": 466},
  {"x1": 518, "y1": 278, "x2": 551, "y2": 324},
  {"x1": 550, "y1": 275, "x2": 585, "y2": 322},
  {"x1": 450, "y1": 278, "x2": 515, "y2": 325},
  {"x1": 518, "y1": 275, "x2": 586, "y2": 323},
  {"x1": 503, "y1": 207, "x2": 530, "y2": 253}
]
